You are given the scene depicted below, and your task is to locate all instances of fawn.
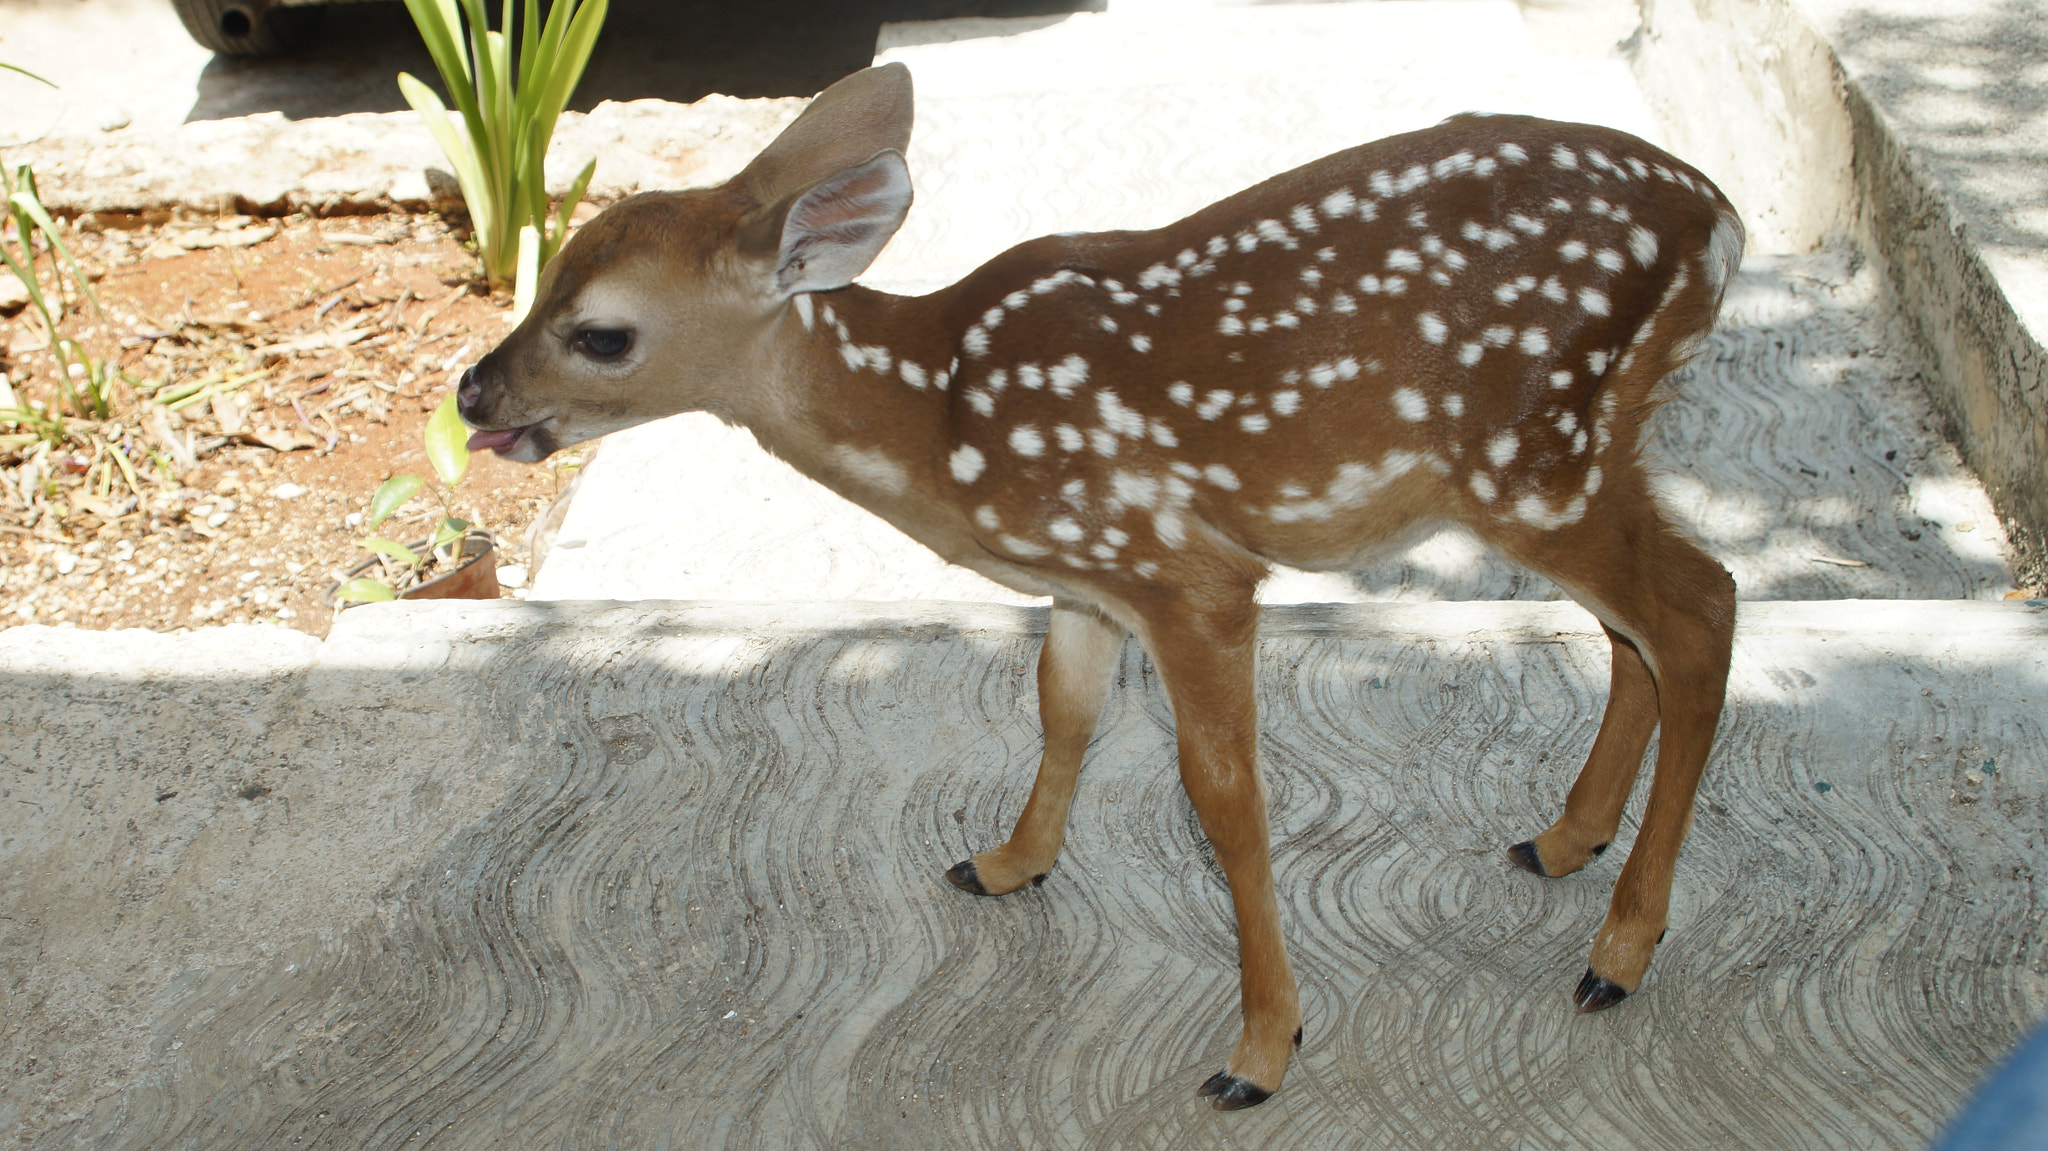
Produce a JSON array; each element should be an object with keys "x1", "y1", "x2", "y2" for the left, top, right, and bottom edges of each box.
[{"x1": 459, "y1": 63, "x2": 1743, "y2": 1110}]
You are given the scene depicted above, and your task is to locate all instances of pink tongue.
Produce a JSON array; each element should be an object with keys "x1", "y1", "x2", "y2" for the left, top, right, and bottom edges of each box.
[{"x1": 467, "y1": 428, "x2": 523, "y2": 452}]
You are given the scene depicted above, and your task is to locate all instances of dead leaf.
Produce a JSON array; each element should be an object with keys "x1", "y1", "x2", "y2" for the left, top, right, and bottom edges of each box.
[
  {"x1": 177, "y1": 226, "x2": 279, "y2": 251},
  {"x1": 239, "y1": 425, "x2": 320, "y2": 452},
  {"x1": 211, "y1": 391, "x2": 253, "y2": 435}
]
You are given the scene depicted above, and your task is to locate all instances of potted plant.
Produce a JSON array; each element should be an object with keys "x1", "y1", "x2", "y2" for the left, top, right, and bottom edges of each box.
[{"x1": 331, "y1": 392, "x2": 501, "y2": 606}]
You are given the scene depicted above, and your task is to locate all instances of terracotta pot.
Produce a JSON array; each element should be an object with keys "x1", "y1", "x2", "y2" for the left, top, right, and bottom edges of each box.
[{"x1": 328, "y1": 531, "x2": 501, "y2": 608}]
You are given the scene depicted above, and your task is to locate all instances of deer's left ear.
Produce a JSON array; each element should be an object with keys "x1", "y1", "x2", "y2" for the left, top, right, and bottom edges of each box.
[{"x1": 741, "y1": 149, "x2": 912, "y2": 297}]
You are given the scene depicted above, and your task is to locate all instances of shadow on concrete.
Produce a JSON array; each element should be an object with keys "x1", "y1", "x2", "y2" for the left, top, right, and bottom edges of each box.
[
  {"x1": 185, "y1": 0, "x2": 1105, "y2": 123},
  {"x1": 1833, "y1": 0, "x2": 2048, "y2": 251}
]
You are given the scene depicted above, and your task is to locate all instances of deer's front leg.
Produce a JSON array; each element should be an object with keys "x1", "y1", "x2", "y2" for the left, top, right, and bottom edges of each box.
[
  {"x1": 947, "y1": 600, "x2": 1123, "y2": 896},
  {"x1": 1150, "y1": 600, "x2": 1300, "y2": 1111}
]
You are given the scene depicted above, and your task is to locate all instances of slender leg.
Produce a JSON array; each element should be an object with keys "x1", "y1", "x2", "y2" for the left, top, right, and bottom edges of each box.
[
  {"x1": 1143, "y1": 596, "x2": 1300, "y2": 1111},
  {"x1": 1508, "y1": 624, "x2": 1657, "y2": 879},
  {"x1": 1504, "y1": 478, "x2": 1736, "y2": 1012},
  {"x1": 1576, "y1": 562, "x2": 1731, "y2": 1009},
  {"x1": 947, "y1": 599, "x2": 1124, "y2": 896}
]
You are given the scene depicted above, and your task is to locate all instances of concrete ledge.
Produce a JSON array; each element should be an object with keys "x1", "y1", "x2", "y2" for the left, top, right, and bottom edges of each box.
[
  {"x1": 11, "y1": 96, "x2": 803, "y2": 218},
  {"x1": 1632, "y1": 0, "x2": 2048, "y2": 588}
]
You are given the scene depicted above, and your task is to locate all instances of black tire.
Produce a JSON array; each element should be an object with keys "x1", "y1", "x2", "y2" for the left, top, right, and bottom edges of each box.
[{"x1": 170, "y1": 0, "x2": 324, "y2": 56}]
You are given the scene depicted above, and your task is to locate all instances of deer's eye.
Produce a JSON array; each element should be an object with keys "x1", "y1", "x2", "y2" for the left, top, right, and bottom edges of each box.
[{"x1": 574, "y1": 328, "x2": 632, "y2": 359}]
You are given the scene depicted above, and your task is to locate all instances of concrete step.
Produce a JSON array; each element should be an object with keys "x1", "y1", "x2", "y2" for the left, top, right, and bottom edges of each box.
[{"x1": 4, "y1": 597, "x2": 2043, "y2": 1146}]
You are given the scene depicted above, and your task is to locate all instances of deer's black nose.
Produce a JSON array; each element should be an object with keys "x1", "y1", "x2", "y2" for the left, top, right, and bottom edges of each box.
[{"x1": 457, "y1": 365, "x2": 482, "y2": 409}]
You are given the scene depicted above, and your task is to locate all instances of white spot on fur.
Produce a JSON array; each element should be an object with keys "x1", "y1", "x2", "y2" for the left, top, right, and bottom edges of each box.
[
  {"x1": 1219, "y1": 315, "x2": 1246, "y2": 336},
  {"x1": 1272, "y1": 390, "x2": 1302, "y2": 416},
  {"x1": 1138, "y1": 263, "x2": 1181, "y2": 290},
  {"x1": 1549, "y1": 369, "x2": 1573, "y2": 389},
  {"x1": 974, "y1": 505, "x2": 1000, "y2": 531},
  {"x1": 1392, "y1": 387, "x2": 1429, "y2": 421},
  {"x1": 1443, "y1": 393, "x2": 1465, "y2": 417},
  {"x1": 1470, "y1": 472, "x2": 1498, "y2": 502},
  {"x1": 1048, "y1": 354, "x2": 1089, "y2": 397},
  {"x1": 1498, "y1": 141, "x2": 1529, "y2": 164},
  {"x1": 1197, "y1": 390, "x2": 1234, "y2": 420},
  {"x1": 1551, "y1": 145, "x2": 1578, "y2": 169},
  {"x1": 794, "y1": 294, "x2": 815, "y2": 330},
  {"x1": 1458, "y1": 342, "x2": 1483, "y2": 367},
  {"x1": 1168, "y1": 382, "x2": 1195, "y2": 406},
  {"x1": 1205, "y1": 464, "x2": 1240, "y2": 490},
  {"x1": 966, "y1": 390, "x2": 995, "y2": 417},
  {"x1": 1321, "y1": 188, "x2": 1357, "y2": 217},
  {"x1": 949, "y1": 444, "x2": 986, "y2": 484},
  {"x1": 1560, "y1": 240, "x2": 1588, "y2": 262},
  {"x1": 831, "y1": 444, "x2": 908, "y2": 495},
  {"x1": 1240, "y1": 413, "x2": 1271, "y2": 433},
  {"x1": 900, "y1": 361, "x2": 927, "y2": 390},
  {"x1": 1048, "y1": 517, "x2": 1084, "y2": 542},
  {"x1": 1578, "y1": 287, "x2": 1611, "y2": 316},
  {"x1": 1630, "y1": 225, "x2": 1660, "y2": 267},
  {"x1": 1387, "y1": 249, "x2": 1422, "y2": 273},
  {"x1": 1520, "y1": 327, "x2": 1551, "y2": 355},
  {"x1": 1418, "y1": 312, "x2": 1448, "y2": 344},
  {"x1": 1009, "y1": 425, "x2": 1045, "y2": 458},
  {"x1": 1055, "y1": 424, "x2": 1084, "y2": 452},
  {"x1": 1594, "y1": 248, "x2": 1625, "y2": 273},
  {"x1": 1097, "y1": 390, "x2": 1147, "y2": 439},
  {"x1": 1109, "y1": 470, "x2": 1161, "y2": 510},
  {"x1": 1486, "y1": 432, "x2": 1520, "y2": 468},
  {"x1": 1130, "y1": 333, "x2": 1153, "y2": 353}
]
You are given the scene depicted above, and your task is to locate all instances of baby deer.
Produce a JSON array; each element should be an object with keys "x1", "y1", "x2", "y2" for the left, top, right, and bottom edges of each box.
[{"x1": 460, "y1": 63, "x2": 1743, "y2": 1110}]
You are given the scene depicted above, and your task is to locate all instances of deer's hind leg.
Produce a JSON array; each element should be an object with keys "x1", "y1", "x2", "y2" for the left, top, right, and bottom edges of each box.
[
  {"x1": 947, "y1": 599, "x2": 1124, "y2": 896},
  {"x1": 1500, "y1": 467, "x2": 1736, "y2": 1012},
  {"x1": 1507, "y1": 621, "x2": 1657, "y2": 880}
]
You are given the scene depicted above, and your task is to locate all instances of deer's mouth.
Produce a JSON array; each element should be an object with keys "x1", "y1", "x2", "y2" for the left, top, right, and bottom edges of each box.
[{"x1": 466, "y1": 420, "x2": 554, "y2": 461}]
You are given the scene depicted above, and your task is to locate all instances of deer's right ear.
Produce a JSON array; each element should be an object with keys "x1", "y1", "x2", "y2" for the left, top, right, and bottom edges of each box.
[{"x1": 740, "y1": 149, "x2": 913, "y2": 298}]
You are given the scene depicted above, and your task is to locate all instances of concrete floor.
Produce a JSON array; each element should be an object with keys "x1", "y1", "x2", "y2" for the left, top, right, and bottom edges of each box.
[{"x1": 4, "y1": 599, "x2": 2045, "y2": 1149}]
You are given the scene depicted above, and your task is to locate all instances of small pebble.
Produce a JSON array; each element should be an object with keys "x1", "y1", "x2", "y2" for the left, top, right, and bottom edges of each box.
[
  {"x1": 97, "y1": 105, "x2": 132, "y2": 132},
  {"x1": 54, "y1": 552, "x2": 78, "y2": 575},
  {"x1": 206, "y1": 512, "x2": 230, "y2": 529},
  {"x1": 272, "y1": 482, "x2": 307, "y2": 500},
  {"x1": 495, "y1": 563, "x2": 527, "y2": 588}
]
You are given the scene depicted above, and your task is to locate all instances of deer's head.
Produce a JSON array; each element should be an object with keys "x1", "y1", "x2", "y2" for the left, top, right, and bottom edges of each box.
[{"x1": 458, "y1": 63, "x2": 917, "y2": 461}]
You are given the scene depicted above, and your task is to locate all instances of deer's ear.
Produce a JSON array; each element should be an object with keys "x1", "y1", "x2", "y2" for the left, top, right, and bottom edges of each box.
[
  {"x1": 735, "y1": 63, "x2": 914, "y2": 207},
  {"x1": 740, "y1": 149, "x2": 912, "y2": 297}
]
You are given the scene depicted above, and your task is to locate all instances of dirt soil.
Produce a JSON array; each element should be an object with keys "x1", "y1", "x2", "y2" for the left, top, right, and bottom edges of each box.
[{"x1": 0, "y1": 208, "x2": 591, "y2": 636}]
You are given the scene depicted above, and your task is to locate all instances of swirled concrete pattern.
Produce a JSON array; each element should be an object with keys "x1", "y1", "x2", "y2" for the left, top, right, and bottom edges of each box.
[{"x1": 4, "y1": 600, "x2": 2045, "y2": 1147}]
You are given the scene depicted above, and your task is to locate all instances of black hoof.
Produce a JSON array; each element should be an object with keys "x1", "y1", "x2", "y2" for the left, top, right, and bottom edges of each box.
[
  {"x1": 1197, "y1": 1070, "x2": 1273, "y2": 1111},
  {"x1": 944, "y1": 859, "x2": 992, "y2": 896},
  {"x1": 1506, "y1": 840, "x2": 1549, "y2": 877},
  {"x1": 1573, "y1": 967, "x2": 1631, "y2": 1013}
]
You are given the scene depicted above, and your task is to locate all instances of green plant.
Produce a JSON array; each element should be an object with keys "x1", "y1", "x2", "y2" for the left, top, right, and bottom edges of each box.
[
  {"x1": 397, "y1": 0, "x2": 606, "y2": 297},
  {"x1": 334, "y1": 392, "x2": 481, "y2": 603},
  {"x1": 1, "y1": 162, "x2": 116, "y2": 420}
]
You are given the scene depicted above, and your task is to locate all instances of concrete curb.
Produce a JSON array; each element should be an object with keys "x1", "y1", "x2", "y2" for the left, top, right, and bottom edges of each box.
[{"x1": 10, "y1": 95, "x2": 803, "y2": 218}]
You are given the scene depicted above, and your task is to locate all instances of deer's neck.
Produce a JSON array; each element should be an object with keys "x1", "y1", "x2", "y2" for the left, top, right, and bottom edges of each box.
[{"x1": 741, "y1": 284, "x2": 966, "y2": 534}]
